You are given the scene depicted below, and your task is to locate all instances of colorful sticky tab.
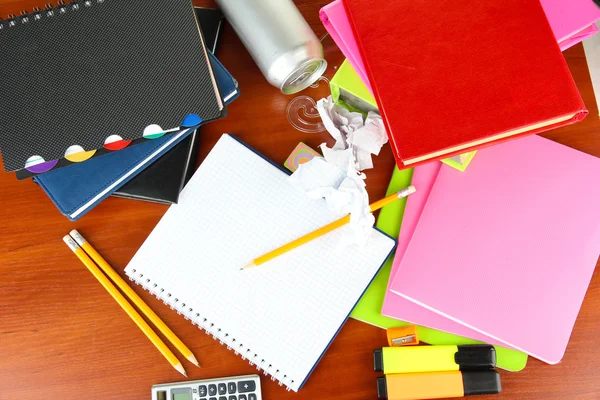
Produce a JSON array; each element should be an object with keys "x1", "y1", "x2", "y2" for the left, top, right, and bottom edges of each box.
[
  {"x1": 284, "y1": 142, "x2": 322, "y2": 172},
  {"x1": 104, "y1": 135, "x2": 133, "y2": 151},
  {"x1": 181, "y1": 113, "x2": 202, "y2": 127}
]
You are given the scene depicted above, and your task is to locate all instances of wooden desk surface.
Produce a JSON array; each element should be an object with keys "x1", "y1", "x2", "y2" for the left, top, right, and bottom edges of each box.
[{"x1": 1, "y1": 1, "x2": 599, "y2": 399}]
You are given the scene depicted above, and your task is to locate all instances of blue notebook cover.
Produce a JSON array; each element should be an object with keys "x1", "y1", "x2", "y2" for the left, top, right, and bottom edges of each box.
[{"x1": 35, "y1": 52, "x2": 239, "y2": 221}]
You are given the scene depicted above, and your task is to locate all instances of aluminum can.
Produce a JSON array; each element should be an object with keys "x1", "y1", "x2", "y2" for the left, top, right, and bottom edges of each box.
[{"x1": 215, "y1": 0, "x2": 327, "y2": 94}]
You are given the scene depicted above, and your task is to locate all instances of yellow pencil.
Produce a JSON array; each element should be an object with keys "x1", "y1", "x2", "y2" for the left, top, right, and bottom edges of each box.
[
  {"x1": 63, "y1": 235, "x2": 187, "y2": 377},
  {"x1": 69, "y1": 230, "x2": 200, "y2": 368},
  {"x1": 244, "y1": 185, "x2": 416, "y2": 269}
]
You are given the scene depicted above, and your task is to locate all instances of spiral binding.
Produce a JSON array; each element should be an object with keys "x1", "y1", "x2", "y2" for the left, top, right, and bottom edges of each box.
[
  {"x1": 0, "y1": 0, "x2": 104, "y2": 30},
  {"x1": 127, "y1": 269, "x2": 296, "y2": 391}
]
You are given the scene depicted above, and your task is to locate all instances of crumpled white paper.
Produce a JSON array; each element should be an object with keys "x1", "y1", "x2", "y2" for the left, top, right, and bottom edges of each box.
[
  {"x1": 316, "y1": 96, "x2": 388, "y2": 170},
  {"x1": 288, "y1": 96, "x2": 388, "y2": 247}
]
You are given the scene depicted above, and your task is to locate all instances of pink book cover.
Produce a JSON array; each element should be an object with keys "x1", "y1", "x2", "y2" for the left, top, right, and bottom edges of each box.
[
  {"x1": 319, "y1": 1, "x2": 373, "y2": 93},
  {"x1": 321, "y1": 0, "x2": 600, "y2": 86},
  {"x1": 380, "y1": 162, "x2": 519, "y2": 350},
  {"x1": 541, "y1": 0, "x2": 600, "y2": 51},
  {"x1": 388, "y1": 135, "x2": 600, "y2": 364}
]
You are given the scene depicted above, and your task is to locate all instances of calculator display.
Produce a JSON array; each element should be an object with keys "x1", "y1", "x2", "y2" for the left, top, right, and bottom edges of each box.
[{"x1": 172, "y1": 390, "x2": 192, "y2": 400}]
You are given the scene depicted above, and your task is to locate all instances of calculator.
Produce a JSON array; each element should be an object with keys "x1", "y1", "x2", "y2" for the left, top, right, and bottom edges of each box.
[{"x1": 152, "y1": 374, "x2": 262, "y2": 400}]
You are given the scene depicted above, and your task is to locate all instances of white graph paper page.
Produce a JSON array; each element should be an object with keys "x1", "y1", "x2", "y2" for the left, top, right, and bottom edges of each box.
[{"x1": 125, "y1": 134, "x2": 395, "y2": 391}]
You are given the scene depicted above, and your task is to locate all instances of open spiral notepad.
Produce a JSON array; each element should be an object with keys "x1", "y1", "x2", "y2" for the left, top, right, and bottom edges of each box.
[{"x1": 125, "y1": 134, "x2": 395, "y2": 391}]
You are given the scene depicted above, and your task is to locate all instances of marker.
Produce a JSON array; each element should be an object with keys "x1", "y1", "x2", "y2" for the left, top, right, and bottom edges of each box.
[
  {"x1": 374, "y1": 345, "x2": 496, "y2": 374},
  {"x1": 377, "y1": 370, "x2": 502, "y2": 400}
]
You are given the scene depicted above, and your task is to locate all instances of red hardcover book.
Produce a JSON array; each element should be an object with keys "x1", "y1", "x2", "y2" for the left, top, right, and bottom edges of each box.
[{"x1": 341, "y1": 0, "x2": 588, "y2": 168}]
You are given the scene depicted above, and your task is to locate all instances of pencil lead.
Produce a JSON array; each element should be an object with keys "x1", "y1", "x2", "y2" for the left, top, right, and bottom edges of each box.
[
  {"x1": 242, "y1": 262, "x2": 255, "y2": 270},
  {"x1": 175, "y1": 363, "x2": 187, "y2": 377},
  {"x1": 187, "y1": 354, "x2": 201, "y2": 368}
]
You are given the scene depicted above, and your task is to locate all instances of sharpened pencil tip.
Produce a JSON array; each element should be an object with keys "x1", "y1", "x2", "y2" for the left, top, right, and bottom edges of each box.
[
  {"x1": 242, "y1": 262, "x2": 256, "y2": 270},
  {"x1": 175, "y1": 363, "x2": 187, "y2": 377},
  {"x1": 187, "y1": 354, "x2": 200, "y2": 368}
]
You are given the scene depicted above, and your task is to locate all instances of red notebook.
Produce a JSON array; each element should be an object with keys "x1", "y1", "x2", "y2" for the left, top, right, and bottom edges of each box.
[{"x1": 341, "y1": 0, "x2": 588, "y2": 168}]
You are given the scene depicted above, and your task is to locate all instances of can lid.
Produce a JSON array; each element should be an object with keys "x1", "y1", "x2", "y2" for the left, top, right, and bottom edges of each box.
[{"x1": 280, "y1": 58, "x2": 327, "y2": 94}]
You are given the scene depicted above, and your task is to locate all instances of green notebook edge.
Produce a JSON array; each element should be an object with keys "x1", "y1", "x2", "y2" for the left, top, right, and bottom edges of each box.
[{"x1": 350, "y1": 166, "x2": 528, "y2": 372}]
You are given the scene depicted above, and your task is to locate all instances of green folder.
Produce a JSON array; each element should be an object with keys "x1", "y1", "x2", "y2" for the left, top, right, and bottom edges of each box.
[{"x1": 350, "y1": 167, "x2": 528, "y2": 372}]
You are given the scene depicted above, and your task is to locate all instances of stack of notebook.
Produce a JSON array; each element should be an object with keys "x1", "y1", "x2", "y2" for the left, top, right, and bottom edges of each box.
[
  {"x1": 0, "y1": 1, "x2": 239, "y2": 220},
  {"x1": 355, "y1": 136, "x2": 600, "y2": 367},
  {"x1": 321, "y1": 0, "x2": 589, "y2": 169},
  {"x1": 322, "y1": 0, "x2": 600, "y2": 95}
]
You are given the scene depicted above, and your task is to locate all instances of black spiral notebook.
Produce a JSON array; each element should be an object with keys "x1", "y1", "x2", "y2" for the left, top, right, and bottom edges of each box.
[
  {"x1": 0, "y1": 0, "x2": 223, "y2": 173},
  {"x1": 112, "y1": 8, "x2": 225, "y2": 204}
]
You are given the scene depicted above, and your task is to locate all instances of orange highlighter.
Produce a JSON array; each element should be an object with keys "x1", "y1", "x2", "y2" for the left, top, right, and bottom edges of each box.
[{"x1": 377, "y1": 370, "x2": 501, "y2": 400}]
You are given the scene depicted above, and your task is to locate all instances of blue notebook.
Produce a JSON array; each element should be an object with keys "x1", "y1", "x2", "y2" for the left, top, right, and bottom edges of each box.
[
  {"x1": 34, "y1": 52, "x2": 239, "y2": 221},
  {"x1": 123, "y1": 134, "x2": 396, "y2": 391}
]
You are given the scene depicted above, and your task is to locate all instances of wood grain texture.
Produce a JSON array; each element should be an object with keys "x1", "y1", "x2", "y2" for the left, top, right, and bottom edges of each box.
[{"x1": 0, "y1": 1, "x2": 599, "y2": 399}]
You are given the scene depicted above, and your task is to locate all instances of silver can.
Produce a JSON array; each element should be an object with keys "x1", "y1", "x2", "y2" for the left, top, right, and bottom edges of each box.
[{"x1": 215, "y1": 0, "x2": 327, "y2": 94}]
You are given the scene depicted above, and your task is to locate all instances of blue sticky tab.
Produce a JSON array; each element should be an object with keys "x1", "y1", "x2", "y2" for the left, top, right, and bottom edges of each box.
[{"x1": 181, "y1": 114, "x2": 202, "y2": 127}]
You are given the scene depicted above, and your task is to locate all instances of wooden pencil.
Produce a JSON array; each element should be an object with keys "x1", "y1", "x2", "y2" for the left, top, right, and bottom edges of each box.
[
  {"x1": 69, "y1": 230, "x2": 200, "y2": 368},
  {"x1": 243, "y1": 185, "x2": 416, "y2": 269},
  {"x1": 63, "y1": 235, "x2": 187, "y2": 377}
]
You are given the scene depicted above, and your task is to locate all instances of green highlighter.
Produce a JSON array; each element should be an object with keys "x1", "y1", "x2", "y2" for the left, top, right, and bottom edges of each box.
[{"x1": 350, "y1": 166, "x2": 528, "y2": 372}]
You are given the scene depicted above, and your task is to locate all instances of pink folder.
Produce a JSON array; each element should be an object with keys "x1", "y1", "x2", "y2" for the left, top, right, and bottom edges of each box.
[
  {"x1": 321, "y1": 0, "x2": 600, "y2": 91},
  {"x1": 380, "y1": 162, "x2": 519, "y2": 350},
  {"x1": 388, "y1": 136, "x2": 600, "y2": 364}
]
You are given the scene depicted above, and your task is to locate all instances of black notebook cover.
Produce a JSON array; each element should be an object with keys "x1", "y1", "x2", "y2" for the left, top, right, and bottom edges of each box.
[
  {"x1": 113, "y1": 8, "x2": 225, "y2": 204},
  {"x1": 0, "y1": 0, "x2": 223, "y2": 172}
]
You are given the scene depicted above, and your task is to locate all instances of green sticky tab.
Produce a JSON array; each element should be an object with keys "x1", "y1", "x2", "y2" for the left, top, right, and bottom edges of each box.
[{"x1": 330, "y1": 60, "x2": 378, "y2": 113}]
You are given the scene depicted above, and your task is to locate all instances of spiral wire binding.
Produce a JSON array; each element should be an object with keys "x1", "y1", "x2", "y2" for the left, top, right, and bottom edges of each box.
[
  {"x1": 0, "y1": 0, "x2": 105, "y2": 30},
  {"x1": 128, "y1": 269, "x2": 295, "y2": 391}
]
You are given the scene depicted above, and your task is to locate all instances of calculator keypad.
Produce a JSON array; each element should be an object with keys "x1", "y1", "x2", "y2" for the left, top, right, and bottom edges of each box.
[
  {"x1": 199, "y1": 386, "x2": 208, "y2": 397},
  {"x1": 238, "y1": 380, "x2": 256, "y2": 393},
  {"x1": 152, "y1": 374, "x2": 262, "y2": 400},
  {"x1": 228, "y1": 382, "x2": 237, "y2": 394},
  {"x1": 218, "y1": 383, "x2": 227, "y2": 395}
]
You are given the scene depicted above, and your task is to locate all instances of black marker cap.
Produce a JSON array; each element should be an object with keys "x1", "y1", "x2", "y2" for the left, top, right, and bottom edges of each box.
[
  {"x1": 376, "y1": 377, "x2": 388, "y2": 400},
  {"x1": 373, "y1": 349, "x2": 384, "y2": 372},
  {"x1": 455, "y1": 344, "x2": 496, "y2": 370},
  {"x1": 462, "y1": 370, "x2": 502, "y2": 396}
]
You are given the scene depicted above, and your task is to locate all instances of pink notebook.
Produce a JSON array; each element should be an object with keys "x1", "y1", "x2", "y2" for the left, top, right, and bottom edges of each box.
[
  {"x1": 321, "y1": 0, "x2": 600, "y2": 90},
  {"x1": 380, "y1": 162, "x2": 519, "y2": 350},
  {"x1": 388, "y1": 136, "x2": 600, "y2": 364},
  {"x1": 319, "y1": 1, "x2": 372, "y2": 93},
  {"x1": 541, "y1": 0, "x2": 600, "y2": 51}
]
